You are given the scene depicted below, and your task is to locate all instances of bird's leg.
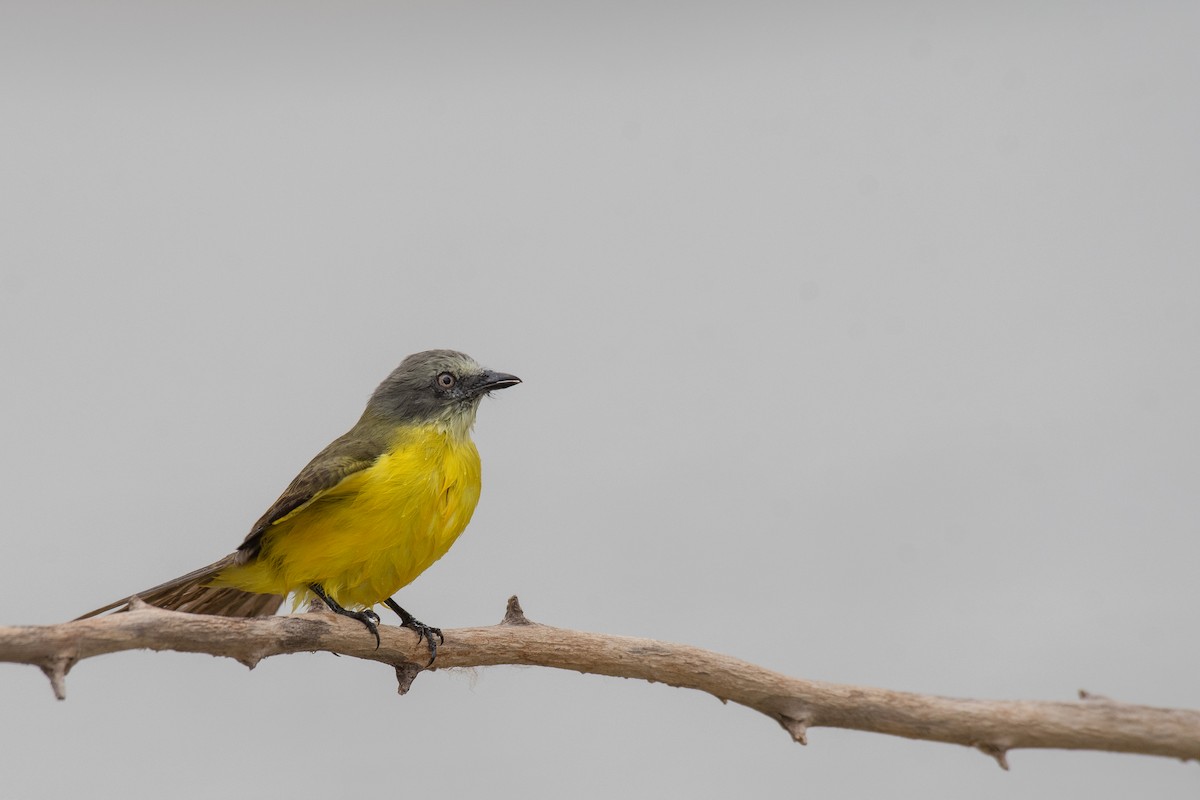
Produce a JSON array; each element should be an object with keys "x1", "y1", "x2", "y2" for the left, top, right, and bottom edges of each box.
[
  {"x1": 384, "y1": 598, "x2": 443, "y2": 665},
  {"x1": 308, "y1": 584, "x2": 381, "y2": 649}
]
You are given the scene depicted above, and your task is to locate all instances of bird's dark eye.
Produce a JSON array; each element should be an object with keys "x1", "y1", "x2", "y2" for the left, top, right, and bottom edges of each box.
[{"x1": 436, "y1": 372, "x2": 456, "y2": 390}]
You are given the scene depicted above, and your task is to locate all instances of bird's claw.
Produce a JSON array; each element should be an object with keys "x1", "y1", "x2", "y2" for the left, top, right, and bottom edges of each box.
[
  {"x1": 351, "y1": 610, "x2": 381, "y2": 649},
  {"x1": 405, "y1": 619, "x2": 442, "y2": 666},
  {"x1": 382, "y1": 598, "x2": 442, "y2": 666},
  {"x1": 308, "y1": 584, "x2": 381, "y2": 649}
]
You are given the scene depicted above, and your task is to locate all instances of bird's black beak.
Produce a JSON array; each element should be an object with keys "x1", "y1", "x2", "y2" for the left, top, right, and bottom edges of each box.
[{"x1": 469, "y1": 370, "x2": 522, "y2": 396}]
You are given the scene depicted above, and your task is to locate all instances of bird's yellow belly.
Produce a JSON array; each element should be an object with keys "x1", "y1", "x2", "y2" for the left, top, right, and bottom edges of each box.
[{"x1": 215, "y1": 427, "x2": 482, "y2": 609}]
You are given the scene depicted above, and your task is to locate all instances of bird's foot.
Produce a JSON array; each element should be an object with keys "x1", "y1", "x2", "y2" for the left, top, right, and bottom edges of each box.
[
  {"x1": 342, "y1": 609, "x2": 382, "y2": 649},
  {"x1": 384, "y1": 598, "x2": 443, "y2": 666},
  {"x1": 404, "y1": 619, "x2": 444, "y2": 665},
  {"x1": 309, "y1": 584, "x2": 381, "y2": 649}
]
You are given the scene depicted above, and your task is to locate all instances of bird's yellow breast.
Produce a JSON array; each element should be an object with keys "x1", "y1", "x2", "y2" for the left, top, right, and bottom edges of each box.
[{"x1": 216, "y1": 424, "x2": 482, "y2": 608}]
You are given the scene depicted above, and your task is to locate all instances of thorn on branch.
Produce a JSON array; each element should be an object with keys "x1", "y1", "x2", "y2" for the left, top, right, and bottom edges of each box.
[
  {"x1": 502, "y1": 595, "x2": 532, "y2": 626},
  {"x1": 975, "y1": 743, "x2": 1010, "y2": 771},
  {"x1": 395, "y1": 663, "x2": 422, "y2": 695},
  {"x1": 779, "y1": 714, "x2": 809, "y2": 745},
  {"x1": 39, "y1": 655, "x2": 75, "y2": 701},
  {"x1": 236, "y1": 654, "x2": 263, "y2": 670}
]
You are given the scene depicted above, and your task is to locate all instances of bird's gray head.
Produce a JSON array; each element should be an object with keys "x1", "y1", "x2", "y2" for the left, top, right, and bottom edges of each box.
[{"x1": 367, "y1": 349, "x2": 520, "y2": 434}]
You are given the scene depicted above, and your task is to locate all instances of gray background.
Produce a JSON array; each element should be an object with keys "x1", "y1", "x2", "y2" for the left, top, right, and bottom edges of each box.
[{"x1": 2, "y1": 2, "x2": 1198, "y2": 797}]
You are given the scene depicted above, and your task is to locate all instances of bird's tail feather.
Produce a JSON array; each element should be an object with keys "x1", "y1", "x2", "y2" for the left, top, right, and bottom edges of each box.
[{"x1": 75, "y1": 554, "x2": 284, "y2": 620}]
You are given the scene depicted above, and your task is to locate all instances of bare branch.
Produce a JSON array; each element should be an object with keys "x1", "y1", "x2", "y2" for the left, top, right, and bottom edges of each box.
[{"x1": 2, "y1": 596, "x2": 1197, "y2": 767}]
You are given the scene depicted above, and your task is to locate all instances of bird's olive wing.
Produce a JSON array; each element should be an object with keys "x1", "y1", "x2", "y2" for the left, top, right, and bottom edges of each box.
[{"x1": 237, "y1": 425, "x2": 391, "y2": 559}]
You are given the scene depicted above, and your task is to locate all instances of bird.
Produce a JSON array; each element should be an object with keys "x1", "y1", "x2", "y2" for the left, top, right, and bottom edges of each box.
[{"x1": 77, "y1": 349, "x2": 520, "y2": 663}]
